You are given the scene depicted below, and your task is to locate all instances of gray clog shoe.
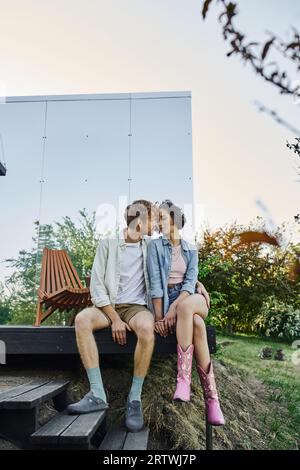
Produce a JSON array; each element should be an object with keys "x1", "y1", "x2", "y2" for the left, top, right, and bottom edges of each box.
[
  {"x1": 125, "y1": 399, "x2": 144, "y2": 432},
  {"x1": 67, "y1": 391, "x2": 109, "y2": 415}
]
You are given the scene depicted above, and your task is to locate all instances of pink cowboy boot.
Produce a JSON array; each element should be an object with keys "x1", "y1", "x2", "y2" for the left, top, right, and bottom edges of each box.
[
  {"x1": 173, "y1": 344, "x2": 194, "y2": 402},
  {"x1": 196, "y1": 361, "x2": 225, "y2": 426}
]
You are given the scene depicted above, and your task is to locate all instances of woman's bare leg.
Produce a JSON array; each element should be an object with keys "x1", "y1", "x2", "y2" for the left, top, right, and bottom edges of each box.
[
  {"x1": 176, "y1": 293, "x2": 208, "y2": 351},
  {"x1": 193, "y1": 314, "x2": 210, "y2": 372},
  {"x1": 176, "y1": 299, "x2": 194, "y2": 350}
]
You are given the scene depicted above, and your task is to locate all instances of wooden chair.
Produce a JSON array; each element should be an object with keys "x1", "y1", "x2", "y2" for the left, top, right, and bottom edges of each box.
[{"x1": 35, "y1": 247, "x2": 92, "y2": 326}]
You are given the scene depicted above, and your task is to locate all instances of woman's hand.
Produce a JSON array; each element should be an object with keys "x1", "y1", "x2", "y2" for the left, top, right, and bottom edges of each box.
[{"x1": 196, "y1": 280, "x2": 210, "y2": 309}]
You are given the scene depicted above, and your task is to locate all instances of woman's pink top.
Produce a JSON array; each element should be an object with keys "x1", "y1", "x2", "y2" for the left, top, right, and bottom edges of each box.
[{"x1": 167, "y1": 243, "x2": 187, "y2": 284}]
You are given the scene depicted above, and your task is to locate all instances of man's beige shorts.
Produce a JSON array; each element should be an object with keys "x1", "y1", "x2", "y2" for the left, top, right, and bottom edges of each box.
[{"x1": 95, "y1": 303, "x2": 152, "y2": 325}]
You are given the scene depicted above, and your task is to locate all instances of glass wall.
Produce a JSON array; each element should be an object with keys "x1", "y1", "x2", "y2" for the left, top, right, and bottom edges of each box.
[{"x1": 0, "y1": 92, "x2": 194, "y2": 287}]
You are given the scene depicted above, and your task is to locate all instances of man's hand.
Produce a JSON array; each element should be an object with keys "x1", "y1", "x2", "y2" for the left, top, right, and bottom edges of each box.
[
  {"x1": 196, "y1": 280, "x2": 210, "y2": 309},
  {"x1": 111, "y1": 317, "x2": 131, "y2": 345},
  {"x1": 154, "y1": 316, "x2": 168, "y2": 337},
  {"x1": 164, "y1": 305, "x2": 177, "y2": 334}
]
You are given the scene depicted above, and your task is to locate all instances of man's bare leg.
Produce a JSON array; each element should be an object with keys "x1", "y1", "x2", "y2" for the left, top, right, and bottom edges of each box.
[
  {"x1": 129, "y1": 310, "x2": 155, "y2": 375},
  {"x1": 75, "y1": 305, "x2": 110, "y2": 369},
  {"x1": 127, "y1": 310, "x2": 155, "y2": 401},
  {"x1": 123, "y1": 309, "x2": 154, "y2": 431},
  {"x1": 67, "y1": 306, "x2": 110, "y2": 413}
]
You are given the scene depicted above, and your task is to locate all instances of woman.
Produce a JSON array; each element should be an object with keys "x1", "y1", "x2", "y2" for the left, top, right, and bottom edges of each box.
[{"x1": 147, "y1": 200, "x2": 225, "y2": 426}]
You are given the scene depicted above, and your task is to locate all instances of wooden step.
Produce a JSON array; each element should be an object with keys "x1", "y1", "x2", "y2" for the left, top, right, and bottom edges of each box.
[
  {"x1": 0, "y1": 380, "x2": 70, "y2": 444},
  {"x1": 30, "y1": 410, "x2": 106, "y2": 450},
  {"x1": 0, "y1": 379, "x2": 69, "y2": 409},
  {"x1": 99, "y1": 425, "x2": 149, "y2": 450}
]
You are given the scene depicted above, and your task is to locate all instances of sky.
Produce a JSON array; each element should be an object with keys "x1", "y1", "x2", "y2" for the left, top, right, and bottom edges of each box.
[{"x1": 0, "y1": 0, "x2": 299, "y2": 284}]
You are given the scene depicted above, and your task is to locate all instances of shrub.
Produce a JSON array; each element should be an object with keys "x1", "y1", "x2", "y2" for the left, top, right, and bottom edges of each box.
[{"x1": 255, "y1": 295, "x2": 300, "y2": 341}]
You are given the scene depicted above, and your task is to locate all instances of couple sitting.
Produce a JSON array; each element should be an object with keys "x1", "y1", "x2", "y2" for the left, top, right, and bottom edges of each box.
[{"x1": 67, "y1": 199, "x2": 225, "y2": 431}]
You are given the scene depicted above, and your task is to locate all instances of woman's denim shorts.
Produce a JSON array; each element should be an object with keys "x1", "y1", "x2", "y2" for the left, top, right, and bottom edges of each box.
[{"x1": 167, "y1": 281, "x2": 198, "y2": 305}]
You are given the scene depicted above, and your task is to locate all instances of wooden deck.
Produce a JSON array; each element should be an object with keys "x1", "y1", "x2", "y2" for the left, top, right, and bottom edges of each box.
[{"x1": 0, "y1": 325, "x2": 217, "y2": 356}]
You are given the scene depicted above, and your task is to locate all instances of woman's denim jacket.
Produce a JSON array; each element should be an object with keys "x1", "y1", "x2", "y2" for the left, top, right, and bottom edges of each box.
[{"x1": 147, "y1": 235, "x2": 198, "y2": 316}]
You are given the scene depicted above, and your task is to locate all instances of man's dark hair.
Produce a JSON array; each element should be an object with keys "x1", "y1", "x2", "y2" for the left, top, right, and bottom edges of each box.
[
  {"x1": 125, "y1": 199, "x2": 156, "y2": 227},
  {"x1": 159, "y1": 199, "x2": 186, "y2": 229}
]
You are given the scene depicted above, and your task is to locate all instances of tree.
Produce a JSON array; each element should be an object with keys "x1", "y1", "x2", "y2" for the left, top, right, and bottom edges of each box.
[
  {"x1": 197, "y1": 217, "x2": 299, "y2": 334},
  {"x1": 0, "y1": 285, "x2": 10, "y2": 324},
  {"x1": 201, "y1": 0, "x2": 300, "y2": 99}
]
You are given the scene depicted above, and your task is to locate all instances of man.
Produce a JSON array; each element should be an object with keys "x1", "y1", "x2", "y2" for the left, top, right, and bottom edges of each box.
[{"x1": 67, "y1": 200, "x2": 157, "y2": 433}]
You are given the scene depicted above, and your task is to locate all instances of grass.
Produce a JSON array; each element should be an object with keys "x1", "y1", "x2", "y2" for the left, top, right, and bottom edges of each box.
[{"x1": 214, "y1": 332, "x2": 300, "y2": 450}]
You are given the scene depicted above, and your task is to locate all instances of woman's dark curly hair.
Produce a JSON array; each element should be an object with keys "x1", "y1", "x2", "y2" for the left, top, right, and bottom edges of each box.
[{"x1": 159, "y1": 199, "x2": 186, "y2": 230}]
